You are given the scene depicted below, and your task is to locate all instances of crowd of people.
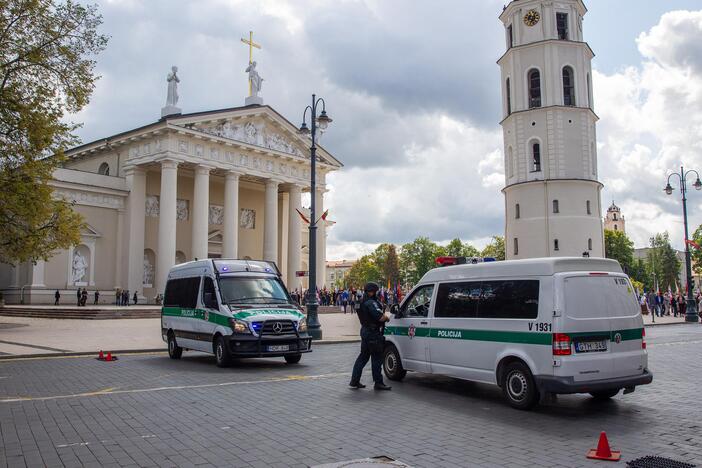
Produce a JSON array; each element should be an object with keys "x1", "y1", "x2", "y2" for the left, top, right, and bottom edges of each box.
[
  {"x1": 289, "y1": 286, "x2": 404, "y2": 313},
  {"x1": 639, "y1": 290, "x2": 702, "y2": 318}
]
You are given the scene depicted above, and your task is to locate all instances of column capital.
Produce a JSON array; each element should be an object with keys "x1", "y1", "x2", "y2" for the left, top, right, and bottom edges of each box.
[
  {"x1": 286, "y1": 183, "x2": 303, "y2": 193},
  {"x1": 225, "y1": 170, "x2": 243, "y2": 181},
  {"x1": 157, "y1": 158, "x2": 180, "y2": 170},
  {"x1": 123, "y1": 164, "x2": 146, "y2": 176},
  {"x1": 194, "y1": 164, "x2": 215, "y2": 175},
  {"x1": 265, "y1": 178, "x2": 282, "y2": 189}
]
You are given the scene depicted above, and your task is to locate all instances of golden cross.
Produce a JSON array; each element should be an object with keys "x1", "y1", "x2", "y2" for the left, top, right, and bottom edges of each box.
[{"x1": 240, "y1": 31, "x2": 261, "y2": 95}]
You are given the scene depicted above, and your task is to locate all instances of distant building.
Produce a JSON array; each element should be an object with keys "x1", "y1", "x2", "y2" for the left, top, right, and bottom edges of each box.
[
  {"x1": 604, "y1": 202, "x2": 625, "y2": 234},
  {"x1": 326, "y1": 260, "x2": 355, "y2": 287}
]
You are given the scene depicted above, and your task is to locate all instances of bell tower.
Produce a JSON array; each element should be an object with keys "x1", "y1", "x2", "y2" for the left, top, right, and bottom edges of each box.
[{"x1": 499, "y1": 0, "x2": 604, "y2": 259}]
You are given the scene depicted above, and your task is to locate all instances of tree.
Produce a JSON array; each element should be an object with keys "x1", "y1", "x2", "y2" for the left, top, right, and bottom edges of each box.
[
  {"x1": 604, "y1": 229, "x2": 634, "y2": 273},
  {"x1": 445, "y1": 238, "x2": 481, "y2": 258},
  {"x1": 649, "y1": 232, "x2": 682, "y2": 291},
  {"x1": 691, "y1": 224, "x2": 702, "y2": 275},
  {"x1": 379, "y1": 243, "x2": 400, "y2": 286},
  {"x1": 344, "y1": 254, "x2": 382, "y2": 289},
  {"x1": 481, "y1": 236, "x2": 505, "y2": 261},
  {"x1": 629, "y1": 257, "x2": 652, "y2": 290},
  {"x1": 400, "y1": 237, "x2": 444, "y2": 286},
  {"x1": 0, "y1": 0, "x2": 108, "y2": 263}
]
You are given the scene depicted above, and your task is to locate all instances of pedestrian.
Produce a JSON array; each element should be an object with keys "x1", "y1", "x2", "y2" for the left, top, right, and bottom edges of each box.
[
  {"x1": 349, "y1": 282, "x2": 392, "y2": 391},
  {"x1": 342, "y1": 289, "x2": 349, "y2": 314},
  {"x1": 133, "y1": 291, "x2": 138, "y2": 305},
  {"x1": 656, "y1": 292, "x2": 663, "y2": 317},
  {"x1": 116, "y1": 289, "x2": 121, "y2": 306},
  {"x1": 123, "y1": 290, "x2": 129, "y2": 306},
  {"x1": 80, "y1": 288, "x2": 88, "y2": 307},
  {"x1": 54, "y1": 290, "x2": 60, "y2": 306},
  {"x1": 94, "y1": 290, "x2": 100, "y2": 305},
  {"x1": 76, "y1": 287, "x2": 81, "y2": 306},
  {"x1": 672, "y1": 294, "x2": 678, "y2": 317}
]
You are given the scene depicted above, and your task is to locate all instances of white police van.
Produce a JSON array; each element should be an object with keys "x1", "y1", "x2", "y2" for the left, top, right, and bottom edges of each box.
[
  {"x1": 161, "y1": 259, "x2": 311, "y2": 367},
  {"x1": 383, "y1": 257, "x2": 652, "y2": 409}
]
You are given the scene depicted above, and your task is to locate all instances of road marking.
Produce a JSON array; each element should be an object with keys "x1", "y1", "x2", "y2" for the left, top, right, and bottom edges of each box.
[
  {"x1": 56, "y1": 442, "x2": 90, "y2": 448},
  {"x1": 0, "y1": 372, "x2": 349, "y2": 403},
  {"x1": 0, "y1": 339, "x2": 70, "y2": 352},
  {"x1": 649, "y1": 339, "x2": 702, "y2": 347},
  {"x1": 0, "y1": 351, "x2": 167, "y2": 363}
]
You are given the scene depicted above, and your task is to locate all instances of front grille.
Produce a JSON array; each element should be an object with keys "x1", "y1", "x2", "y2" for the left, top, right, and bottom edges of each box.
[{"x1": 260, "y1": 320, "x2": 296, "y2": 336}]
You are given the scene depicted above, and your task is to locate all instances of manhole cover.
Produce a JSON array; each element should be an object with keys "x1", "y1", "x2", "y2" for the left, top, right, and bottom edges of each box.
[
  {"x1": 312, "y1": 456, "x2": 411, "y2": 468},
  {"x1": 627, "y1": 456, "x2": 696, "y2": 468}
]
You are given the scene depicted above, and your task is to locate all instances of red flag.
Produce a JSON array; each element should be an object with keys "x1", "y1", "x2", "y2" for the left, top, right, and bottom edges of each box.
[
  {"x1": 686, "y1": 239, "x2": 701, "y2": 250},
  {"x1": 295, "y1": 208, "x2": 310, "y2": 225},
  {"x1": 320, "y1": 209, "x2": 329, "y2": 221}
]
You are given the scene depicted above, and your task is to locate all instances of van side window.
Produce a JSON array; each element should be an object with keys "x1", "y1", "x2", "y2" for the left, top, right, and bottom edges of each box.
[
  {"x1": 202, "y1": 277, "x2": 217, "y2": 307},
  {"x1": 163, "y1": 277, "x2": 200, "y2": 308},
  {"x1": 401, "y1": 285, "x2": 434, "y2": 318},
  {"x1": 477, "y1": 280, "x2": 539, "y2": 319},
  {"x1": 435, "y1": 282, "x2": 481, "y2": 318}
]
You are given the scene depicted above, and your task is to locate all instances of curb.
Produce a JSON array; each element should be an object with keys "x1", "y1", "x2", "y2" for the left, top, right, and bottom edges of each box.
[
  {"x1": 0, "y1": 339, "x2": 361, "y2": 361},
  {"x1": 645, "y1": 321, "x2": 698, "y2": 327}
]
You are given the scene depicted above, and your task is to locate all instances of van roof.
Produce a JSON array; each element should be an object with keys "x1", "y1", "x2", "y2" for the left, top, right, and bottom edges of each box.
[
  {"x1": 420, "y1": 257, "x2": 623, "y2": 283},
  {"x1": 167, "y1": 258, "x2": 281, "y2": 277}
]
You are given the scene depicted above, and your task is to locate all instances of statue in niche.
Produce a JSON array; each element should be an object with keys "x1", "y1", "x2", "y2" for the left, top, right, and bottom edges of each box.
[
  {"x1": 176, "y1": 199, "x2": 189, "y2": 221},
  {"x1": 240, "y1": 208, "x2": 256, "y2": 229},
  {"x1": 143, "y1": 254, "x2": 154, "y2": 286},
  {"x1": 165, "y1": 66, "x2": 180, "y2": 106},
  {"x1": 245, "y1": 61, "x2": 263, "y2": 96},
  {"x1": 145, "y1": 195, "x2": 159, "y2": 217},
  {"x1": 72, "y1": 251, "x2": 88, "y2": 283}
]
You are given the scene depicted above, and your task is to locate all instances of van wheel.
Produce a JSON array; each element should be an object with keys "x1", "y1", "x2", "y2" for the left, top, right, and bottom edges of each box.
[
  {"x1": 502, "y1": 362, "x2": 539, "y2": 410},
  {"x1": 284, "y1": 354, "x2": 302, "y2": 364},
  {"x1": 167, "y1": 332, "x2": 182, "y2": 359},
  {"x1": 214, "y1": 336, "x2": 232, "y2": 368},
  {"x1": 383, "y1": 344, "x2": 407, "y2": 381},
  {"x1": 590, "y1": 389, "x2": 620, "y2": 400}
]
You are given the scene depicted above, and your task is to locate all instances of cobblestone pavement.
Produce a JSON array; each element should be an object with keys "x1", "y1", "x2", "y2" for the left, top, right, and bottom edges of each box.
[{"x1": 0, "y1": 325, "x2": 701, "y2": 468}]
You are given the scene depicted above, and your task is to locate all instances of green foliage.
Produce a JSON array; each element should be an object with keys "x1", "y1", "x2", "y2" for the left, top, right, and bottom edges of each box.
[
  {"x1": 691, "y1": 224, "x2": 702, "y2": 275},
  {"x1": 445, "y1": 238, "x2": 480, "y2": 258},
  {"x1": 0, "y1": 0, "x2": 108, "y2": 263},
  {"x1": 344, "y1": 254, "x2": 382, "y2": 289},
  {"x1": 380, "y1": 243, "x2": 400, "y2": 286},
  {"x1": 399, "y1": 237, "x2": 445, "y2": 285},
  {"x1": 604, "y1": 229, "x2": 635, "y2": 273},
  {"x1": 628, "y1": 257, "x2": 651, "y2": 290},
  {"x1": 648, "y1": 232, "x2": 682, "y2": 291},
  {"x1": 481, "y1": 236, "x2": 505, "y2": 261}
]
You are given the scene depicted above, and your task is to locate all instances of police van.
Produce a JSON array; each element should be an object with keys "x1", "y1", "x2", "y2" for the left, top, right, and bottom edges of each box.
[
  {"x1": 161, "y1": 259, "x2": 311, "y2": 367},
  {"x1": 383, "y1": 257, "x2": 652, "y2": 409}
]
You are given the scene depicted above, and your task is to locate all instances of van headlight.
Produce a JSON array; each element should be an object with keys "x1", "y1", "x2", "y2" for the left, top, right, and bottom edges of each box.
[
  {"x1": 297, "y1": 318, "x2": 307, "y2": 332},
  {"x1": 228, "y1": 318, "x2": 250, "y2": 334}
]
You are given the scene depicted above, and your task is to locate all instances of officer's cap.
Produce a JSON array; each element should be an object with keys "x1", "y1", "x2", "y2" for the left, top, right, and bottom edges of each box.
[{"x1": 364, "y1": 282, "x2": 380, "y2": 293}]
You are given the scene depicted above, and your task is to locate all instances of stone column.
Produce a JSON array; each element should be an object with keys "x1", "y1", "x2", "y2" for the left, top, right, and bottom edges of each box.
[
  {"x1": 114, "y1": 208, "x2": 125, "y2": 289},
  {"x1": 125, "y1": 165, "x2": 146, "y2": 301},
  {"x1": 223, "y1": 171, "x2": 241, "y2": 258},
  {"x1": 192, "y1": 165, "x2": 211, "y2": 261},
  {"x1": 263, "y1": 179, "x2": 279, "y2": 262},
  {"x1": 30, "y1": 260, "x2": 46, "y2": 287},
  {"x1": 315, "y1": 188, "x2": 327, "y2": 288},
  {"x1": 287, "y1": 185, "x2": 302, "y2": 289},
  {"x1": 157, "y1": 159, "x2": 179, "y2": 294}
]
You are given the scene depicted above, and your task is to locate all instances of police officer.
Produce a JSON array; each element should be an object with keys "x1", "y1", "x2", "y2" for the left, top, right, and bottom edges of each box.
[{"x1": 349, "y1": 282, "x2": 392, "y2": 390}]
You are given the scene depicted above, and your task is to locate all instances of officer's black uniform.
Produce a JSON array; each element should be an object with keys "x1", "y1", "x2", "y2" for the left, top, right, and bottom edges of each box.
[{"x1": 349, "y1": 283, "x2": 391, "y2": 390}]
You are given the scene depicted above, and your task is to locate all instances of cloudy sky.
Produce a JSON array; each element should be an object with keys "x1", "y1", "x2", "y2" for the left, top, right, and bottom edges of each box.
[{"x1": 72, "y1": 0, "x2": 702, "y2": 260}]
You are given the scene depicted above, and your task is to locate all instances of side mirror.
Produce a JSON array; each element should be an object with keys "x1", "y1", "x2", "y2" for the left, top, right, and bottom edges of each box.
[
  {"x1": 204, "y1": 292, "x2": 218, "y2": 309},
  {"x1": 390, "y1": 304, "x2": 400, "y2": 316}
]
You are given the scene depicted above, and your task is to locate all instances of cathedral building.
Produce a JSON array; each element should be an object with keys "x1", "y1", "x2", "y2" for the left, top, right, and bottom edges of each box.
[
  {"x1": 0, "y1": 64, "x2": 342, "y2": 304},
  {"x1": 499, "y1": 0, "x2": 604, "y2": 259}
]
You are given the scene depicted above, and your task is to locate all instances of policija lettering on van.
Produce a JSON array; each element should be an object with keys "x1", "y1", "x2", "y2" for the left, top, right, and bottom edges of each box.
[{"x1": 528, "y1": 322, "x2": 552, "y2": 332}]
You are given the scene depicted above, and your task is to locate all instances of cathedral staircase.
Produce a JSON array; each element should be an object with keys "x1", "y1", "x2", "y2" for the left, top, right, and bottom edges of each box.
[{"x1": 0, "y1": 306, "x2": 160, "y2": 320}]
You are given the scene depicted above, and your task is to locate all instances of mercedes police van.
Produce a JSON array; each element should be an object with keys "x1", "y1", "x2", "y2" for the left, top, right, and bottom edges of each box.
[
  {"x1": 382, "y1": 257, "x2": 652, "y2": 409},
  {"x1": 161, "y1": 259, "x2": 311, "y2": 367}
]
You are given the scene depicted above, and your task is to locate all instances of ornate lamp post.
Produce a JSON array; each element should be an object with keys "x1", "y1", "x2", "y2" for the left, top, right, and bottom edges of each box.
[
  {"x1": 299, "y1": 94, "x2": 332, "y2": 339},
  {"x1": 664, "y1": 166, "x2": 702, "y2": 323}
]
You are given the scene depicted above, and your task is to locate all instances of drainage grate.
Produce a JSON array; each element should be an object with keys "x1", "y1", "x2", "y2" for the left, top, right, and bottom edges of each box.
[{"x1": 627, "y1": 456, "x2": 696, "y2": 468}]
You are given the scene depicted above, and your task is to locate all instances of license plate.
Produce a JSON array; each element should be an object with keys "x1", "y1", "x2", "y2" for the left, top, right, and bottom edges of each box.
[
  {"x1": 268, "y1": 345, "x2": 289, "y2": 352},
  {"x1": 575, "y1": 340, "x2": 607, "y2": 353}
]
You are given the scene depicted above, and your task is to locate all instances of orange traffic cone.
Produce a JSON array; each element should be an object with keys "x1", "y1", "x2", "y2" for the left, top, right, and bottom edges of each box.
[
  {"x1": 98, "y1": 350, "x2": 104, "y2": 360},
  {"x1": 106, "y1": 352, "x2": 113, "y2": 362},
  {"x1": 586, "y1": 431, "x2": 621, "y2": 461}
]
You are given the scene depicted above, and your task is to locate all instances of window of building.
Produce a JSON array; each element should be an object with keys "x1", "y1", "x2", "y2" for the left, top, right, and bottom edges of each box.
[
  {"x1": 613, "y1": 213, "x2": 618, "y2": 221},
  {"x1": 400, "y1": 284, "x2": 434, "y2": 318},
  {"x1": 553, "y1": 199, "x2": 559, "y2": 213},
  {"x1": 528, "y1": 69, "x2": 541, "y2": 108},
  {"x1": 476, "y1": 280, "x2": 540, "y2": 319},
  {"x1": 557, "y1": 12, "x2": 569, "y2": 40},
  {"x1": 614, "y1": 225, "x2": 618, "y2": 231},
  {"x1": 514, "y1": 238, "x2": 519, "y2": 256},
  {"x1": 532, "y1": 142, "x2": 541, "y2": 172},
  {"x1": 586, "y1": 200, "x2": 591, "y2": 215},
  {"x1": 554, "y1": 239, "x2": 560, "y2": 251},
  {"x1": 98, "y1": 162, "x2": 110, "y2": 176},
  {"x1": 563, "y1": 66, "x2": 575, "y2": 106},
  {"x1": 588, "y1": 238, "x2": 593, "y2": 251},
  {"x1": 507, "y1": 24, "x2": 514, "y2": 48},
  {"x1": 163, "y1": 277, "x2": 201, "y2": 308},
  {"x1": 506, "y1": 78, "x2": 512, "y2": 115},
  {"x1": 515, "y1": 203, "x2": 520, "y2": 219}
]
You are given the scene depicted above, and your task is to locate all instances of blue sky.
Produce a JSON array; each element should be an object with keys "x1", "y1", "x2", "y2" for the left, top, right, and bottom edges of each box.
[{"x1": 72, "y1": 1, "x2": 702, "y2": 259}]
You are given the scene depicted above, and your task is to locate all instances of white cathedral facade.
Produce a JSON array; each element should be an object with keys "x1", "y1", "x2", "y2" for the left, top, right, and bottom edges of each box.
[
  {"x1": 499, "y1": 0, "x2": 604, "y2": 259},
  {"x1": 0, "y1": 69, "x2": 342, "y2": 304}
]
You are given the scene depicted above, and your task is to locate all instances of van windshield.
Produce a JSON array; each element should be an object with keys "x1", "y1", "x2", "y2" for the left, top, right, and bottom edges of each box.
[
  {"x1": 218, "y1": 276, "x2": 290, "y2": 305},
  {"x1": 564, "y1": 275, "x2": 639, "y2": 318}
]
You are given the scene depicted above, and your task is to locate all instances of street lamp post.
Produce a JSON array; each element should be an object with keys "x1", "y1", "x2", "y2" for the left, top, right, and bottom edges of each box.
[
  {"x1": 299, "y1": 94, "x2": 332, "y2": 340},
  {"x1": 649, "y1": 236, "x2": 656, "y2": 324},
  {"x1": 664, "y1": 166, "x2": 702, "y2": 323}
]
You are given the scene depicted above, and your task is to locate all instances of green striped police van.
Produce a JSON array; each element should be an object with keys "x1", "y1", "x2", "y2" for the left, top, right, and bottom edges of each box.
[
  {"x1": 383, "y1": 257, "x2": 652, "y2": 409},
  {"x1": 161, "y1": 259, "x2": 311, "y2": 367}
]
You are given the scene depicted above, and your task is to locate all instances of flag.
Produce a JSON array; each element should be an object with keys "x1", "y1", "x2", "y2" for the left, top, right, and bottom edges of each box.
[
  {"x1": 686, "y1": 239, "x2": 701, "y2": 250},
  {"x1": 296, "y1": 209, "x2": 310, "y2": 225},
  {"x1": 321, "y1": 209, "x2": 329, "y2": 221}
]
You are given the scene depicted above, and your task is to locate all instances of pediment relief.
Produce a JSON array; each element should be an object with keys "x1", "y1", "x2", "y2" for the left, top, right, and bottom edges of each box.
[{"x1": 178, "y1": 119, "x2": 307, "y2": 158}]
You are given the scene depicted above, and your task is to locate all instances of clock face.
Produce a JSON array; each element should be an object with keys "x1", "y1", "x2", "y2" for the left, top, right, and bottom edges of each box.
[{"x1": 524, "y1": 10, "x2": 540, "y2": 27}]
